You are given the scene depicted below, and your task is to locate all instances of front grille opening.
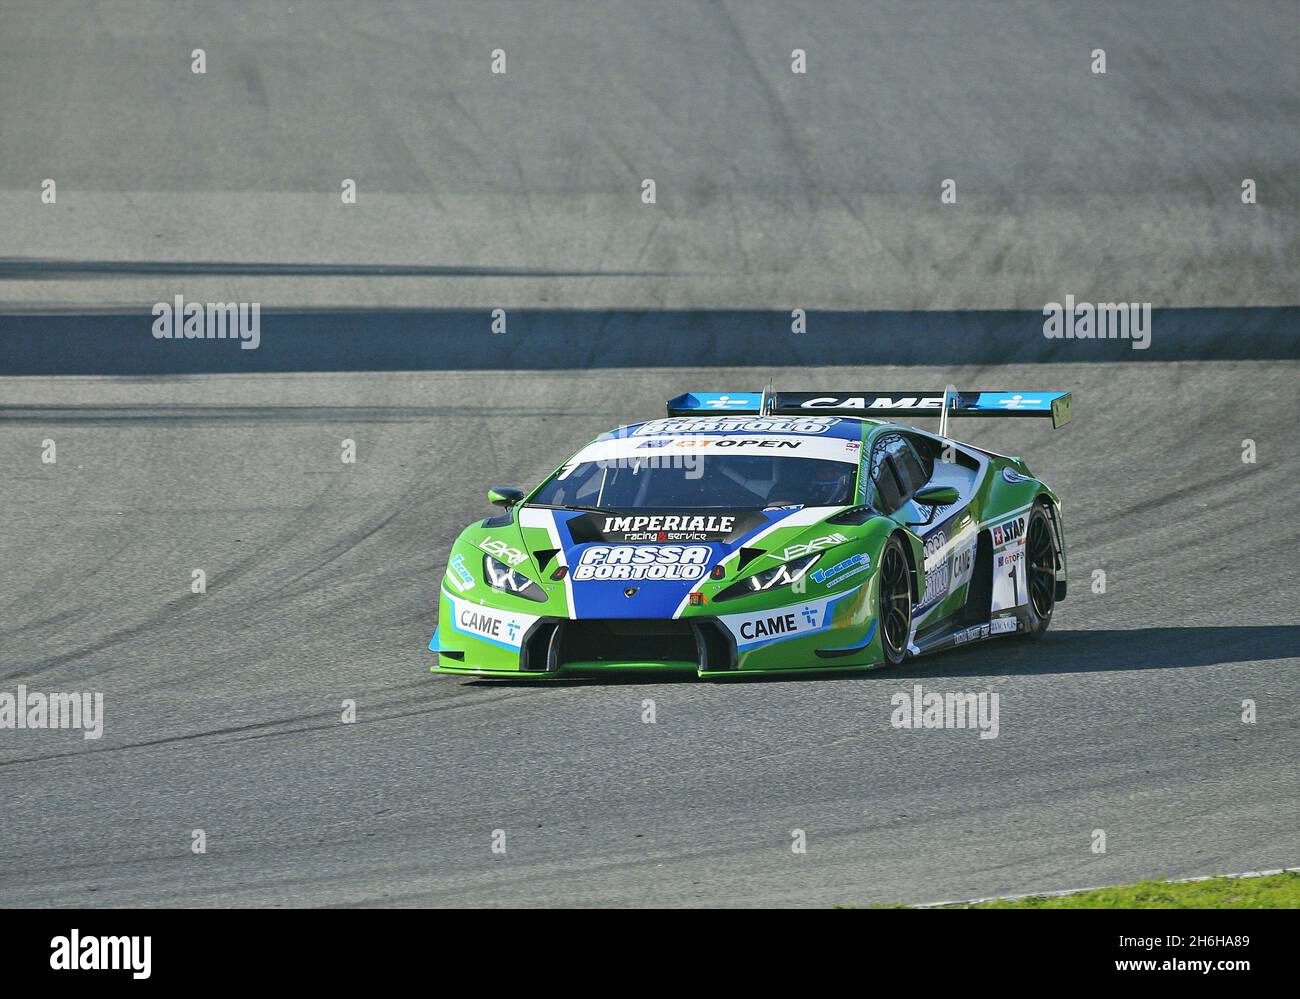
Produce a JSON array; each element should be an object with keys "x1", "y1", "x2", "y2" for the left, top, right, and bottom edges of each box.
[
  {"x1": 694, "y1": 620, "x2": 735, "y2": 671},
  {"x1": 557, "y1": 620, "x2": 698, "y2": 666},
  {"x1": 520, "y1": 621, "x2": 560, "y2": 672}
]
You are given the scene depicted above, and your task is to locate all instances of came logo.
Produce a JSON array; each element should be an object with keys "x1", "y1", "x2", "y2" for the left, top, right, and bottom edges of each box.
[
  {"x1": 738, "y1": 605, "x2": 820, "y2": 641},
  {"x1": 722, "y1": 595, "x2": 842, "y2": 648},
  {"x1": 799, "y1": 396, "x2": 945, "y2": 411},
  {"x1": 457, "y1": 605, "x2": 525, "y2": 647}
]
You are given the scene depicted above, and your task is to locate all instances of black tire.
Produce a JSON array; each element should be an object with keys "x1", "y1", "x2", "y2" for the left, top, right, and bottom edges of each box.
[
  {"x1": 878, "y1": 534, "x2": 912, "y2": 666},
  {"x1": 1023, "y1": 501, "x2": 1057, "y2": 637}
]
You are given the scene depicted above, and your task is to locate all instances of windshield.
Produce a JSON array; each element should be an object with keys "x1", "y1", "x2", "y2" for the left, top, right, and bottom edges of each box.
[{"x1": 531, "y1": 452, "x2": 858, "y2": 510}]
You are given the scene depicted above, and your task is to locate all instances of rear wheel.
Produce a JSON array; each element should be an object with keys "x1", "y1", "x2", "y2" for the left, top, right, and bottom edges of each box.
[
  {"x1": 878, "y1": 535, "x2": 912, "y2": 666},
  {"x1": 1024, "y1": 501, "x2": 1057, "y2": 637}
]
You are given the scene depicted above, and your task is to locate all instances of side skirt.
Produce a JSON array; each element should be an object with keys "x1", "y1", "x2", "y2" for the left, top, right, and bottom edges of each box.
[{"x1": 910, "y1": 612, "x2": 1027, "y2": 656}]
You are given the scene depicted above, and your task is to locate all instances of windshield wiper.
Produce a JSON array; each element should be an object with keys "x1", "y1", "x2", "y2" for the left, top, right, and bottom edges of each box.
[{"x1": 527, "y1": 503, "x2": 610, "y2": 514}]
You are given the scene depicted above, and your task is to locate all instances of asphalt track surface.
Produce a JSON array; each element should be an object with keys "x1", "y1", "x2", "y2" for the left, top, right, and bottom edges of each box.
[{"x1": 1, "y1": 2, "x2": 1297, "y2": 907}]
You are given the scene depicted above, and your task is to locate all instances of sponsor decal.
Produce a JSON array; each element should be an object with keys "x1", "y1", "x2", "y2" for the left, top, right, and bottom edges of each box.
[
  {"x1": 604, "y1": 514, "x2": 735, "y2": 534},
  {"x1": 989, "y1": 616, "x2": 1018, "y2": 635},
  {"x1": 572, "y1": 433, "x2": 855, "y2": 468},
  {"x1": 798, "y1": 395, "x2": 945, "y2": 411},
  {"x1": 647, "y1": 437, "x2": 804, "y2": 451},
  {"x1": 572, "y1": 544, "x2": 710, "y2": 581},
  {"x1": 455, "y1": 603, "x2": 529, "y2": 648},
  {"x1": 920, "y1": 564, "x2": 950, "y2": 608},
  {"x1": 719, "y1": 591, "x2": 851, "y2": 649},
  {"x1": 740, "y1": 609, "x2": 810, "y2": 641},
  {"x1": 568, "y1": 510, "x2": 758, "y2": 544},
  {"x1": 992, "y1": 535, "x2": 1028, "y2": 611},
  {"x1": 916, "y1": 514, "x2": 979, "y2": 615},
  {"x1": 991, "y1": 515, "x2": 1026, "y2": 548},
  {"x1": 634, "y1": 416, "x2": 841, "y2": 436},
  {"x1": 1001, "y1": 467, "x2": 1032, "y2": 484},
  {"x1": 811, "y1": 552, "x2": 871, "y2": 585},
  {"x1": 780, "y1": 532, "x2": 848, "y2": 560},
  {"x1": 922, "y1": 531, "x2": 948, "y2": 571},
  {"x1": 993, "y1": 394, "x2": 1042, "y2": 410},
  {"x1": 480, "y1": 536, "x2": 527, "y2": 567},
  {"x1": 953, "y1": 623, "x2": 990, "y2": 645},
  {"x1": 951, "y1": 544, "x2": 973, "y2": 579},
  {"x1": 445, "y1": 553, "x2": 474, "y2": 592},
  {"x1": 736, "y1": 604, "x2": 820, "y2": 642},
  {"x1": 700, "y1": 393, "x2": 757, "y2": 410}
]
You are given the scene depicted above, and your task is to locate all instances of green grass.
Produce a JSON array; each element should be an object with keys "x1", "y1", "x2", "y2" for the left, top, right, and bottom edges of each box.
[{"x1": 933, "y1": 871, "x2": 1300, "y2": 909}]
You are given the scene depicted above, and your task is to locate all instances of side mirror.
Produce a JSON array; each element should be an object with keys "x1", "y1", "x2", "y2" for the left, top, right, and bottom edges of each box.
[
  {"x1": 914, "y1": 485, "x2": 960, "y2": 507},
  {"x1": 906, "y1": 485, "x2": 960, "y2": 527},
  {"x1": 488, "y1": 487, "x2": 525, "y2": 510}
]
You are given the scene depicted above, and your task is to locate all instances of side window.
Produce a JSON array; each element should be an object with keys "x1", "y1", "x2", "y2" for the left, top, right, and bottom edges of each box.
[
  {"x1": 869, "y1": 432, "x2": 939, "y2": 514},
  {"x1": 893, "y1": 438, "x2": 932, "y2": 498},
  {"x1": 868, "y1": 434, "x2": 917, "y2": 513}
]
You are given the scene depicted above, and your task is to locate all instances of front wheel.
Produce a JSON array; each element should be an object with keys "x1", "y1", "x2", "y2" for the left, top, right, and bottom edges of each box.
[
  {"x1": 878, "y1": 534, "x2": 912, "y2": 666},
  {"x1": 1023, "y1": 501, "x2": 1057, "y2": 637}
]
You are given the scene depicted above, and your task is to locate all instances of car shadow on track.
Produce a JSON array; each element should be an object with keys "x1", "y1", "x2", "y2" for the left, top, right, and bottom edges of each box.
[
  {"x1": 888, "y1": 625, "x2": 1300, "y2": 681},
  {"x1": 453, "y1": 626, "x2": 1299, "y2": 686}
]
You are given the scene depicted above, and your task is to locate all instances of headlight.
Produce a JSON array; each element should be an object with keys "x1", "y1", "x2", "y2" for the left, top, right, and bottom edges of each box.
[
  {"x1": 483, "y1": 555, "x2": 547, "y2": 602},
  {"x1": 713, "y1": 552, "x2": 822, "y2": 602}
]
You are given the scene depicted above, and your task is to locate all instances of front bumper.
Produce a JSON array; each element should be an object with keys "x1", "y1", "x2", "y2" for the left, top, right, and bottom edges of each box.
[{"x1": 430, "y1": 580, "x2": 880, "y2": 678}]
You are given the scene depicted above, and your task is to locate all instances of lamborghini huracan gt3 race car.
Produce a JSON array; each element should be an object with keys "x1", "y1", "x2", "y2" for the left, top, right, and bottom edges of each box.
[{"x1": 429, "y1": 388, "x2": 1072, "y2": 678}]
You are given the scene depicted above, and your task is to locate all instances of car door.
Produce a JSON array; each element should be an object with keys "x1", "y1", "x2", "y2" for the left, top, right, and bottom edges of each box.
[{"x1": 865, "y1": 429, "x2": 980, "y2": 626}]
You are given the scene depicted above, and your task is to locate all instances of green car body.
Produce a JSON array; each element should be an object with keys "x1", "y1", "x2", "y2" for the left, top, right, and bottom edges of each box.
[{"x1": 429, "y1": 390, "x2": 1070, "y2": 679}]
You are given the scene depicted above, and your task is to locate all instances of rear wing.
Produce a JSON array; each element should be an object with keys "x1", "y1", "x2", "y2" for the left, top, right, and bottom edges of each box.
[{"x1": 667, "y1": 388, "x2": 1073, "y2": 431}]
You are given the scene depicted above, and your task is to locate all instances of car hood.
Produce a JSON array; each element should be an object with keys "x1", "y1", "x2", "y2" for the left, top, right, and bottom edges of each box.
[{"x1": 514, "y1": 504, "x2": 850, "y2": 618}]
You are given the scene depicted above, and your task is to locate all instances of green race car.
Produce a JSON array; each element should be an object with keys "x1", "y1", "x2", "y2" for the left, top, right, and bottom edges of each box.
[{"x1": 429, "y1": 388, "x2": 1072, "y2": 678}]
